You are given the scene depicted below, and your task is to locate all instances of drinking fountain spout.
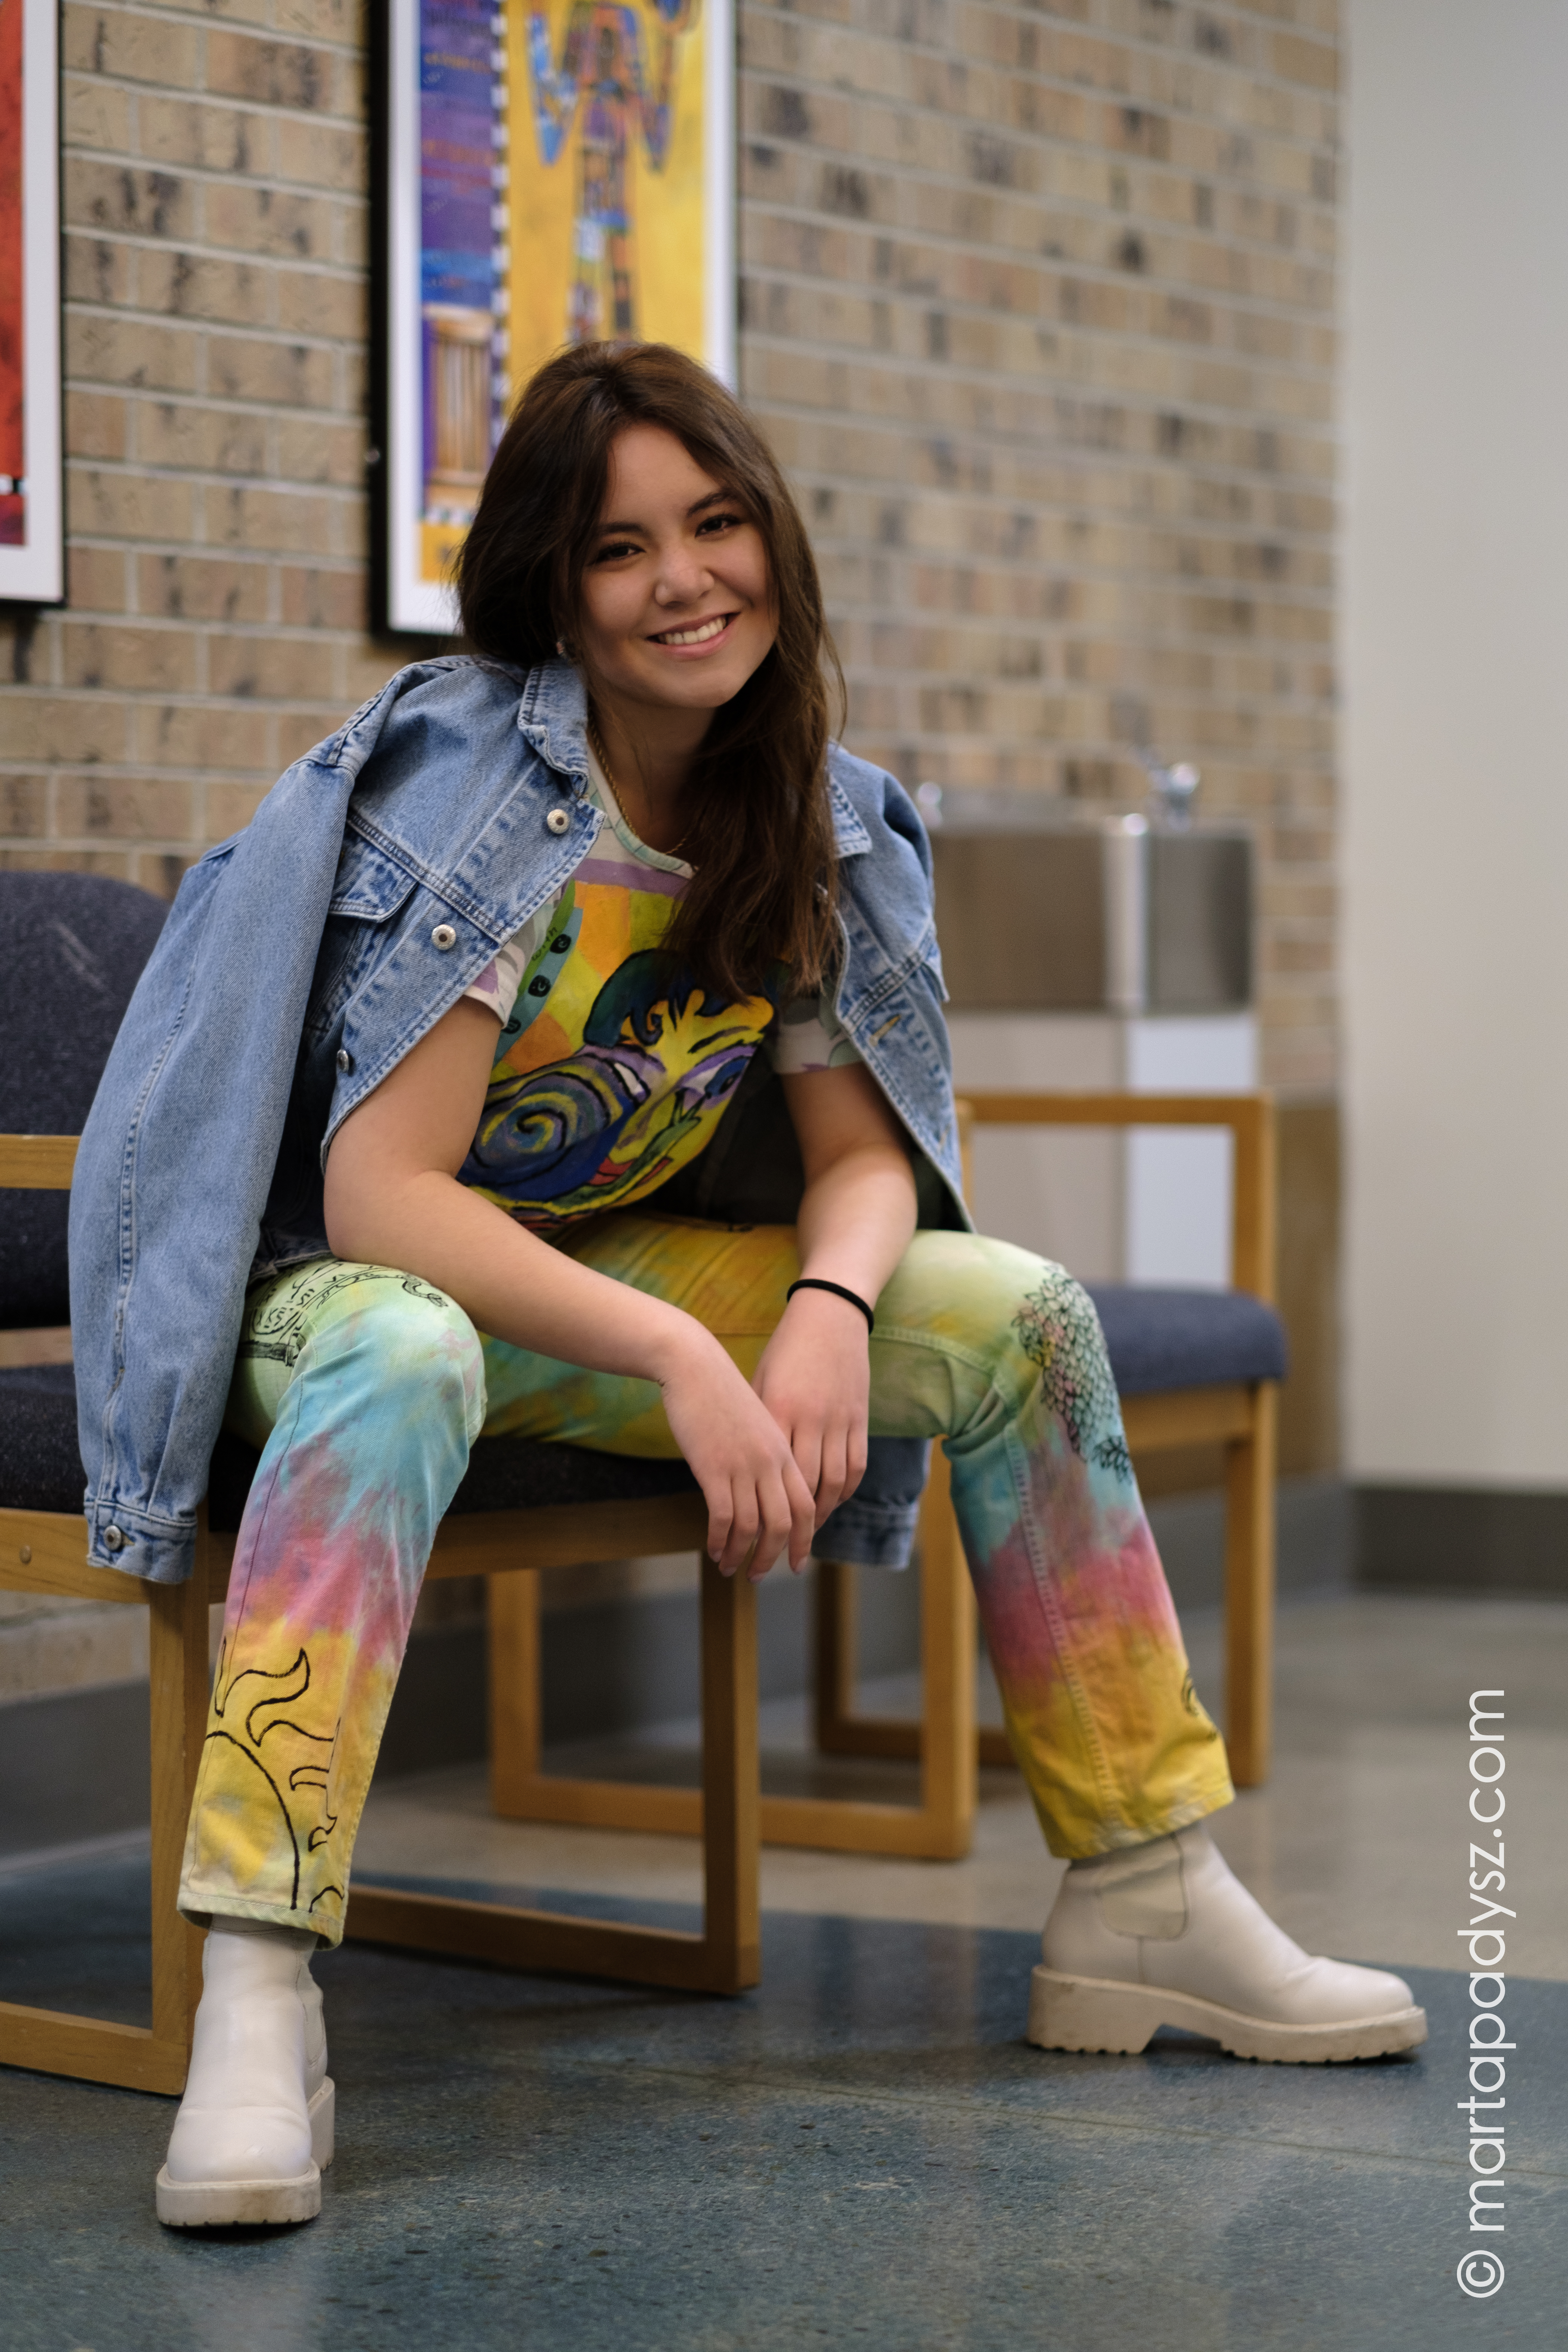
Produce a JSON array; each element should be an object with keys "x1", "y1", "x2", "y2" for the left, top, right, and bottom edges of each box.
[{"x1": 1136, "y1": 751, "x2": 1201, "y2": 831}]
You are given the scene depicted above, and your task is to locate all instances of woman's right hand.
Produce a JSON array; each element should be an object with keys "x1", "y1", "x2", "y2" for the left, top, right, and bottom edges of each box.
[{"x1": 655, "y1": 1323, "x2": 818, "y2": 1580}]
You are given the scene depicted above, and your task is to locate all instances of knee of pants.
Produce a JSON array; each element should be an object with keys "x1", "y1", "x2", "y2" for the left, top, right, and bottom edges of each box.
[
  {"x1": 910, "y1": 1233, "x2": 1116, "y2": 1421},
  {"x1": 313, "y1": 1279, "x2": 488, "y2": 1448}
]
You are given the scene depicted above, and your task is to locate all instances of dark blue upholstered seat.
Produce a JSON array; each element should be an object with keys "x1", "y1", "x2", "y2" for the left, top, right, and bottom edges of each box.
[
  {"x1": 0, "y1": 1362, "x2": 697, "y2": 1524},
  {"x1": 0, "y1": 873, "x2": 172, "y2": 1331},
  {"x1": 1084, "y1": 1284, "x2": 1288, "y2": 1396}
]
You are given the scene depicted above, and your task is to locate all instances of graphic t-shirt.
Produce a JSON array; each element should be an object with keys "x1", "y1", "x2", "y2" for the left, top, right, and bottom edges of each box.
[{"x1": 456, "y1": 748, "x2": 859, "y2": 1232}]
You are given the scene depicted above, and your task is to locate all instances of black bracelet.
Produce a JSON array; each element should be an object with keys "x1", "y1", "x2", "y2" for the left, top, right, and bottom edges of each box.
[{"x1": 785, "y1": 1277, "x2": 875, "y2": 1334}]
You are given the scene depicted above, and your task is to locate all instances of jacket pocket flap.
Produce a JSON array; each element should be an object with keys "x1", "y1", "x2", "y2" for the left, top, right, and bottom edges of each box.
[{"x1": 328, "y1": 833, "x2": 420, "y2": 921}]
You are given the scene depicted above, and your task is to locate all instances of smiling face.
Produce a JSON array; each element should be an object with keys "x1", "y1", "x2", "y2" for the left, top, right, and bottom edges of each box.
[{"x1": 574, "y1": 423, "x2": 777, "y2": 723}]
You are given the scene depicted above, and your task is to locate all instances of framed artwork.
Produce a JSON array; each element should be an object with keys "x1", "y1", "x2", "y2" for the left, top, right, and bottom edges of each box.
[
  {"x1": 376, "y1": 0, "x2": 735, "y2": 636},
  {"x1": 0, "y1": 0, "x2": 63, "y2": 605}
]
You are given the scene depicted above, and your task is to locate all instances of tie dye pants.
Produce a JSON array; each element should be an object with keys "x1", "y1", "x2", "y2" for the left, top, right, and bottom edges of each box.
[{"x1": 179, "y1": 1217, "x2": 1234, "y2": 1944}]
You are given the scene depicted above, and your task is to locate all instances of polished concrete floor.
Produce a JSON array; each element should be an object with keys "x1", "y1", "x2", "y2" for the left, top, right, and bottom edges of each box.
[{"x1": 2, "y1": 1592, "x2": 1565, "y2": 2351}]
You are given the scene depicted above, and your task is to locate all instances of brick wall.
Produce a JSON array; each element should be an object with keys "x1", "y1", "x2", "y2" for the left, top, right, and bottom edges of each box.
[
  {"x1": 2, "y1": 0, "x2": 392, "y2": 899},
  {"x1": 2, "y1": 0, "x2": 1339, "y2": 1092}
]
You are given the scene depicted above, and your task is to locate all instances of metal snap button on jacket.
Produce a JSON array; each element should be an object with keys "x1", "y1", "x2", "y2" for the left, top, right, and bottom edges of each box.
[
  {"x1": 103, "y1": 1525, "x2": 126, "y2": 1551},
  {"x1": 545, "y1": 807, "x2": 570, "y2": 835},
  {"x1": 335, "y1": 1047, "x2": 354, "y2": 1073},
  {"x1": 431, "y1": 923, "x2": 458, "y2": 950}
]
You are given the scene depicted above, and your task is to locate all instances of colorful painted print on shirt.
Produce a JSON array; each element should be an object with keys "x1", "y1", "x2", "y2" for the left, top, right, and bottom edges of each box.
[{"x1": 456, "y1": 772, "x2": 773, "y2": 1230}]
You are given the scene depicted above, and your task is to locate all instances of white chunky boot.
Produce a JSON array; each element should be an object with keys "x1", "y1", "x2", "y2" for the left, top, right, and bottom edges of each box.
[
  {"x1": 1029, "y1": 1824, "x2": 1427, "y2": 2064},
  {"x1": 156, "y1": 1920, "x2": 334, "y2": 2227}
]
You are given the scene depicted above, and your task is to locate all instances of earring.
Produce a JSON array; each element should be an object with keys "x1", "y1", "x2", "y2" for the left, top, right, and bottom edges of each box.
[{"x1": 556, "y1": 637, "x2": 577, "y2": 663}]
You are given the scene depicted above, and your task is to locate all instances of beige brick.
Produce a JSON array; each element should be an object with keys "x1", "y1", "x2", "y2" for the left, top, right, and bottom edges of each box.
[
  {"x1": 1271, "y1": 29, "x2": 1338, "y2": 89},
  {"x1": 275, "y1": 117, "x2": 366, "y2": 194},
  {"x1": 62, "y1": 74, "x2": 133, "y2": 151},
  {"x1": 67, "y1": 464, "x2": 195, "y2": 542},
  {"x1": 138, "y1": 552, "x2": 272, "y2": 623},
  {"x1": 63, "y1": 231, "x2": 135, "y2": 308},
  {"x1": 207, "y1": 632, "x2": 338, "y2": 701},
  {"x1": 139, "y1": 248, "x2": 273, "y2": 329},
  {"x1": 0, "y1": 776, "x2": 48, "y2": 837},
  {"x1": 62, "y1": 621, "x2": 199, "y2": 694},
  {"x1": 135, "y1": 701, "x2": 276, "y2": 772},
  {"x1": 205, "y1": 29, "x2": 336, "y2": 111},
  {"x1": 275, "y1": 416, "x2": 365, "y2": 488},
  {"x1": 207, "y1": 333, "x2": 335, "y2": 409},
  {"x1": 202, "y1": 481, "x2": 340, "y2": 555},
  {"x1": 62, "y1": 5, "x2": 200, "y2": 87},
  {"x1": 335, "y1": 643, "x2": 403, "y2": 706},
  {"x1": 55, "y1": 774, "x2": 195, "y2": 838},
  {"x1": 65, "y1": 544, "x2": 132, "y2": 611},
  {"x1": 129, "y1": 848, "x2": 198, "y2": 897},
  {"x1": 274, "y1": 707, "x2": 344, "y2": 765},
  {"x1": 132, "y1": 396, "x2": 269, "y2": 478},
  {"x1": 274, "y1": 265, "x2": 364, "y2": 339},
  {"x1": 138, "y1": 95, "x2": 264, "y2": 175},
  {"x1": 4, "y1": 695, "x2": 133, "y2": 764},
  {"x1": 278, "y1": 564, "x2": 363, "y2": 630},
  {"x1": 65, "y1": 387, "x2": 129, "y2": 462},
  {"x1": 64, "y1": 158, "x2": 195, "y2": 242},
  {"x1": 66, "y1": 311, "x2": 199, "y2": 393},
  {"x1": 205, "y1": 181, "x2": 337, "y2": 266},
  {"x1": 202, "y1": 781, "x2": 271, "y2": 839}
]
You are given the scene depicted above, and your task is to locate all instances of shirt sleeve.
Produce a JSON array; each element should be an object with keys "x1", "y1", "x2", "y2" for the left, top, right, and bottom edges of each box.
[
  {"x1": 766, "y1": 991, "x2": 864, "y2": 1075},
  {"x1": 463, "y1": 911, "x2": 546, "y2": 1023}
]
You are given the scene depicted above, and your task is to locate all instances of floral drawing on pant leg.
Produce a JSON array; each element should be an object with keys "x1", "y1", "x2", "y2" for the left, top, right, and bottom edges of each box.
[{"x1": 1011, "y1": 1270, "x2": 1134, "y2": 1482}]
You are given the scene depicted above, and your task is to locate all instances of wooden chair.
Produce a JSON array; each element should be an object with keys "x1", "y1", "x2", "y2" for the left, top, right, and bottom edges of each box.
[
  {"x1": 488, "y1": 1090, "x2": 1282, "y2": 1865},
  {"x1": 1, "y1": 1147, "x2": 758, "y2": 2099}
]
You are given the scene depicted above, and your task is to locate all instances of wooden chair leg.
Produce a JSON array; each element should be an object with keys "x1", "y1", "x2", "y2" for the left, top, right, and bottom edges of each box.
[
  {"x1": 0, "y1": 1541, "x2": 209, "y2": 2095},
  {"x1": 487, "y1": 1565, "x2": 541, "y2": 1816},
  {"x1": 916, "y1": 1447, "x2": 977, "y2": 1857},
  {"x1": 813, "y1": 1558, "x2": 860, "y2": 1754},
  {"x1": 699, "y1": 1555, "x2": 760, "y2": 1992},
  {"x1": 812, "y1": 1559, "x2": 917, "y2": 1761},
  {"x1": 148, "y1": 1539, "x2": 212, "y2": 2070},
  {"x1": 1223, "y1": 1383, "x2": 1276, "y2": 1788},
  {"x1": 349, "y1": 1554, "x2": 761, "y2": 1994}
]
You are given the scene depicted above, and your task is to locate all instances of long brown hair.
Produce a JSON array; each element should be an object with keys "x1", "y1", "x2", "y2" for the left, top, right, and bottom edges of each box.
[{"x1": 456, "y1": 342, "x2": 843, "y2": 999}]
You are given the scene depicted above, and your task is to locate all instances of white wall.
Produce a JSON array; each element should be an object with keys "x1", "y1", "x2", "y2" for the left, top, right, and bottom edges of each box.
[{"x1": 1343, "y1": 0, "x2": 1568, "y2": 1483}]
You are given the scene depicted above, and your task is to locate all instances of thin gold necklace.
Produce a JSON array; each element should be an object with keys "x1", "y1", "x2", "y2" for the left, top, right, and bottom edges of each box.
[{"x1": 587, "y1": 718, "x2": 689, "y2": 861}]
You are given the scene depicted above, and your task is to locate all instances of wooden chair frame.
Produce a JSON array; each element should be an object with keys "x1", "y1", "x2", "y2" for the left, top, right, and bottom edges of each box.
[
  {"x1": 0, "y1": 1134, "x2": 759, "y2": 2101},
  {"x1": 490, "y1": 1445, "x2": 977, "y2": 1861},
  {"x1": 816, "y1": 1092, "x2": 1279, "y2": 1798},
  {"x1": 489, "y1": 1090, "x2": 1278, "y2": 1865}
]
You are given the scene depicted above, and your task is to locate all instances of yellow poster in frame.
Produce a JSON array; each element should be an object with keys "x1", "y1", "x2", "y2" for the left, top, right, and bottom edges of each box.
[
  {"x1": 507, "y1": 0, "x2": 711, "y2": 379},
  {"x1": 387, "y1": 0, "x2": 733, "y2": 628}
]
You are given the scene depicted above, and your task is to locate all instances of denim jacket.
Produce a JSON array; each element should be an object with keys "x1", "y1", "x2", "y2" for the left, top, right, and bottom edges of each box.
[{"x1": 70, "y1": 658, "x2": 967, "y2": 1585}]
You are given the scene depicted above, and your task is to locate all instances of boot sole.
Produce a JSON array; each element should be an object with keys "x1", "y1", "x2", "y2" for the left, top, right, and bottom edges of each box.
[
  {"x1": 1027, "y1": 1968, "x2": 1429, "y2": 2064},
  {"x1": 155, "y1": 2076, "x2": 335, "y2": 2228}
]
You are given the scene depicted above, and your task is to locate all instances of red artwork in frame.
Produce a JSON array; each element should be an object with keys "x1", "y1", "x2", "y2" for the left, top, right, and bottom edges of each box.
[{"x1": 0, "y1": 0, "x2": 62, "y2": 603}]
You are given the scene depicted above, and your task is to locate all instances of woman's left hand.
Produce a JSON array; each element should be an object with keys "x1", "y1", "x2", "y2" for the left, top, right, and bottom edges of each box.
[{"x1": 752, "y1": 1286, "x2": 871, "y2": 1537}]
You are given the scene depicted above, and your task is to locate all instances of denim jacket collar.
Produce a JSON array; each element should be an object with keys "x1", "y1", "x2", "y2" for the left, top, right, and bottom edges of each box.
[{"x1": 517, "y1": 658, "x2": 874, "y2": 860}]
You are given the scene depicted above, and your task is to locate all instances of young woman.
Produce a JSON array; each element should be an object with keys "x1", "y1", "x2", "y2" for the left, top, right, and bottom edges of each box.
[{"x1": 71, "y1": 343, "x2": 1425, "y2": 2233}]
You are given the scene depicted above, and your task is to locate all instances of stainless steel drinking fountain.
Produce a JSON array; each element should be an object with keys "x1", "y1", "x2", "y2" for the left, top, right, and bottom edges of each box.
[{"x1": 918, "y1": 784, "x2": 1257, "y2": 1285}]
